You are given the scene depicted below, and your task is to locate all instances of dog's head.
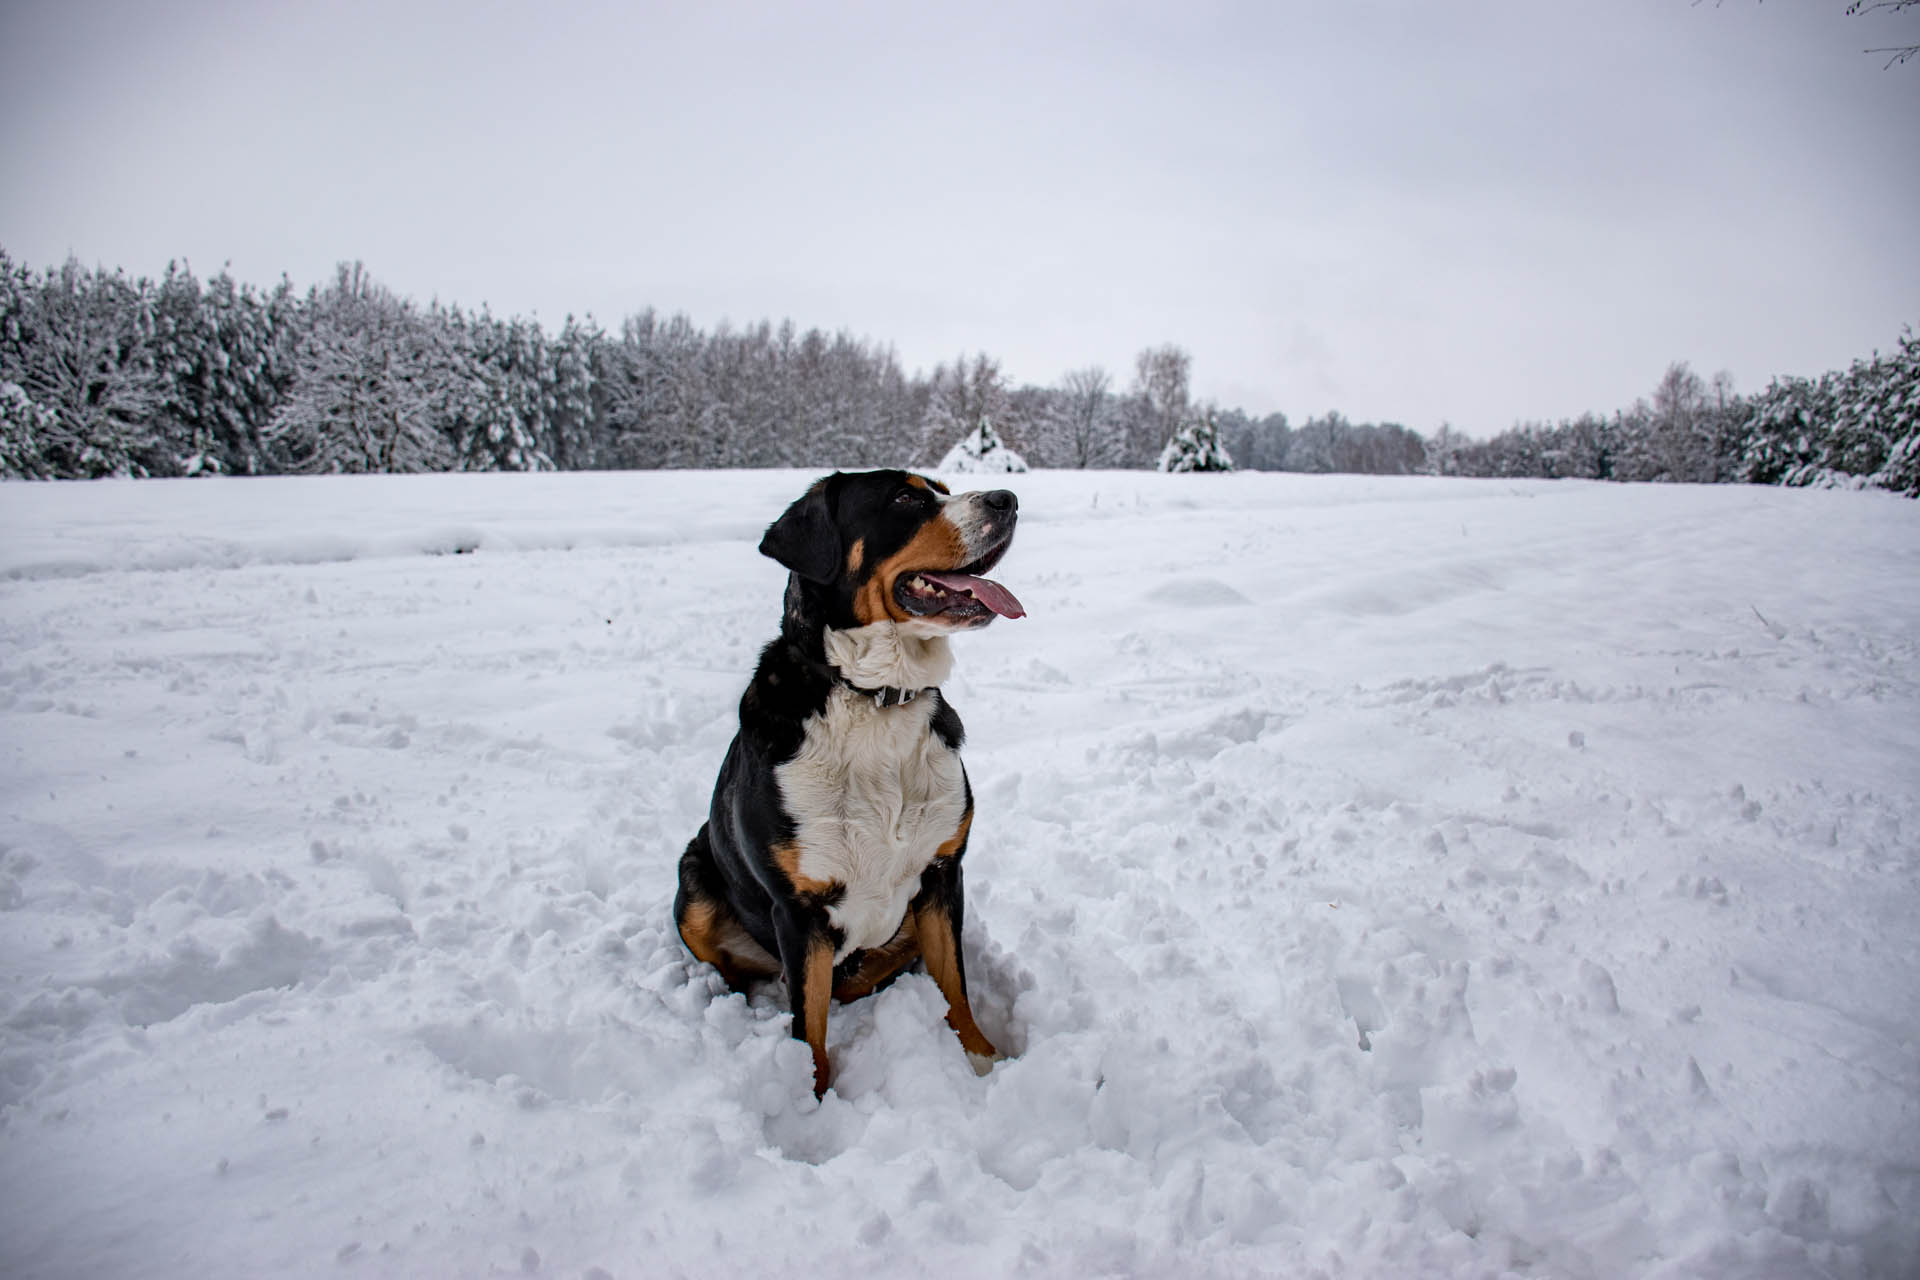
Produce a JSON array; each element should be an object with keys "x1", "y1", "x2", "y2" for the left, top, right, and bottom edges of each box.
[{"x1": 760, "y1": 470, "x2": 1024, "y2": 634}]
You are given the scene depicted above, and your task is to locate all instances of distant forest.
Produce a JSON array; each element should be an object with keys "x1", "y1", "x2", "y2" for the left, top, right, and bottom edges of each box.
[{"x1": 2, "y1": 250, "x2": 1914, "y2": 496}]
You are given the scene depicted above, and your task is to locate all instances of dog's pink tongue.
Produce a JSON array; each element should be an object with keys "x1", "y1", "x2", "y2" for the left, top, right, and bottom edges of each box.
[{"x1": 924, "y1": 572, "x2": 1026, "y2": 619}]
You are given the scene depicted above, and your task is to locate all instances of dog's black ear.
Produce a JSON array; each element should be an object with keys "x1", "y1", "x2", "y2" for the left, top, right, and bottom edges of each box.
[{"x1": 759, "y1": 476, "x2": 843, "y2": 583}]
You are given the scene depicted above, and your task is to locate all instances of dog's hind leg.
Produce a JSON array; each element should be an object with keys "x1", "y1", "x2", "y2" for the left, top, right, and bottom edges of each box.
[{"x1": 675, "y1": 825, "x2": 778, "y2": 989}]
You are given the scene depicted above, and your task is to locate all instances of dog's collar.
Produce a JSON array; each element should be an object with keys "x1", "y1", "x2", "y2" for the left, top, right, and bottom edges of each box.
[
  {"x1": 817, "y1": 622, "x2": 952, "y2": 708},
  {"x1": 840, "y1": 678, "x2": 924, "y2": 709},
  {"x1": 789, "y1": 649, "x2": 930, "y2": 710}
]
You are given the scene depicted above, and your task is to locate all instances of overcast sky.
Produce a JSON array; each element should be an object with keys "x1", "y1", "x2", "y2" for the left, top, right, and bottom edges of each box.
[{"x1": 2, "y1": 0, "x2": 1915, "y2": 433}]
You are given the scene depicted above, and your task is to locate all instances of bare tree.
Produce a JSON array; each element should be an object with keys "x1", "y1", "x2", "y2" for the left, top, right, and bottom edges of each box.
[
  {"x1": 1649, "y1": 361, "x2": 1720, "y2": 483},
  {"x1": 917, "y1": 352, "x2": 1009, "y2": 464},
  {"x1": 265, "y1": 263, "x2": 451, "y2": 473},
  {"x1": 1127, "y1": 344, "x2": 1191, "y2": 466},
  {"x1": 1058, "y1": 365, "x2": 1114, "y2": 468}
]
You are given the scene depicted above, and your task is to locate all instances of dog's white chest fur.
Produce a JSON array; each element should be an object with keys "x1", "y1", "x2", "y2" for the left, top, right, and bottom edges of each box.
[{"x1": 776, "y1": 626, "x2": 967, "y2": 961}]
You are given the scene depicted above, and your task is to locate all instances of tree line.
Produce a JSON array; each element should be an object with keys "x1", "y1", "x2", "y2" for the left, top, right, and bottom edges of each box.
[
  {"x1": 1, "y1": 250, "x2": 1913, "y2": 496},
  {"x1": 1426, "y1": 343, "x2": 1918, "y2": 497}
]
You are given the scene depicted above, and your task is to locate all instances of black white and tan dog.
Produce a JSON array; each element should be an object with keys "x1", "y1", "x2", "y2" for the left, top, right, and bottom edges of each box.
[{"x1": 674, "y1": 469, "x2": 1024, "y2": 1097}]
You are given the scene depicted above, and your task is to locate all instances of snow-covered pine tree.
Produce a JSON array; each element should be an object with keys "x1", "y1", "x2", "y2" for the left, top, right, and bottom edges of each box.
[
  {"x1": 938, "y1": 416, "x2": 1028, "y2": 473},
  {"x1": 149, "y1": 263, "x2": 293, "y2": 476},
  {"x1": 436, "y1": 308, "x2": 554, "y2": 472},
  {"x1": 652, "y1": 310, "x2": 709, "y2": 469},
  {"x1": 499, "y1": 315, "x2": 557, "y2": 470},
  {"x1": 594, "y1": 310, "x2": 660, "y2": 469},
  {"x1": 0, "y1": 380, "x2": 57, "y2": 478},
  {"x1": 1823, "y1": 335, "x2": 1919, "y2": 492},
  {"x1": 147, "y1": 262, "x2": 215, "y2": 473},
  {"x1": 918, "y1": 354, "x2": 1010, "y2": 467},
  {"x1": 1157, "y1": 411, "x2": 1234, "y2": 472},
  {"x1": 1739, "y1": 374, "x2": 1832, "y2": 487},
  {"x1": 0, "y1": 254, "x2": 48, "y2": 477},
  {"x1": 1867, "y1": 329, "x2": 1919, "y2": 497},
  {"x1": 548, "y1": 317, "x2": 599, "y2": 470}
]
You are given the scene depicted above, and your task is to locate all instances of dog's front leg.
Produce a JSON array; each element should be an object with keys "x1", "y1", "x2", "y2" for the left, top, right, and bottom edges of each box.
[
  {"x1": 775, "y1": 907, "x2": 836, "y2": 1098},
  {"x1": 912, "y1": 859, "x2": 999, "y2": 1065}
]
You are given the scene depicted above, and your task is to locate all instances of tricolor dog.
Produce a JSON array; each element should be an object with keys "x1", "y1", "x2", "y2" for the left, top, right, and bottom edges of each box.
[{"x1": 675, "y1": 470, "x2": 1025, "y2": 1097}]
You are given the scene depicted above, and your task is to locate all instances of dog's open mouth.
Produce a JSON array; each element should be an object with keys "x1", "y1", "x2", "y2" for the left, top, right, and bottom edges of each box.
[{"x1": 893, "y1": 542, "x2": 1025, "y2": 622}]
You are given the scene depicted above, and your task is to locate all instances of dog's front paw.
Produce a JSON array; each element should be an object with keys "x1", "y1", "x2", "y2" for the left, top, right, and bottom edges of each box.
[{"x1": 966, "y1": 1050, "x2": 1002, "y2": 1077}]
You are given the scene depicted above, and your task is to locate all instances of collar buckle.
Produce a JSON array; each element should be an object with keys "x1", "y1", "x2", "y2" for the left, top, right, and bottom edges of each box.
[{"x1": 870, "y1": 684, "x2": 917, "y2": 709}]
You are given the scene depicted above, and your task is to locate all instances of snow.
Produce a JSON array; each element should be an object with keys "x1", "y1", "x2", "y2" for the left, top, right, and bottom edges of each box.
[{"x1": 3, "y1": 470, "x2": 1918, "y2": 1279}]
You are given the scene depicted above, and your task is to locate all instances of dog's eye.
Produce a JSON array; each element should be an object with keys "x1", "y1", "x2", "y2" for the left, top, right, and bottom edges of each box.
[{"x1": 893, "y1": 488, "x2": 922, "y2": 506}]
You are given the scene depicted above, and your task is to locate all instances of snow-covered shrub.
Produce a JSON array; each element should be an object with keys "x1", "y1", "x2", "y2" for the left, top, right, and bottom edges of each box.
[
  {"x1": 1156, "y1": 413, "x2": 1235, "y2": 472},
  {"x1": 938, "y1": 418, "x2": 1027, "y2": 473}
]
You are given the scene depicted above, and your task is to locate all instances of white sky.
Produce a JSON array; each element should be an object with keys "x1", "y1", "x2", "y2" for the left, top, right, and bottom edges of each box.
[{"x1": 2, "y1": 0, "x2": 1915, "y2": 433}]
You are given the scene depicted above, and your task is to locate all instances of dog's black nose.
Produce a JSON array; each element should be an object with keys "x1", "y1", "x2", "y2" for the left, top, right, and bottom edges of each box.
[{"x1": 981, "y1": 490, "x2": 1017, "y2": 514}]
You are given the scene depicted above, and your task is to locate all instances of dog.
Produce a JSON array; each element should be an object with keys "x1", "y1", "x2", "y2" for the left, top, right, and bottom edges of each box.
[{"x1": 674, "y1": 469, "x2": 1024, "y2": 1097}]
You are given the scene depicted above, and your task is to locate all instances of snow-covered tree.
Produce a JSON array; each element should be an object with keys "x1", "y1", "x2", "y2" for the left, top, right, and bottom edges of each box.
[
  {"x1": 547, "y1": 316, "x2": 600, "y2": 470},
  {"x1": 917, "y1": 353, "x2": 1009, "y2": 466},
  {"x1": 938, "y1": 417, "x2": 1028, "y2": 473},
  {"x1": 1740, "y1": 374, "x2": 1834, "y2": 487},
  {"x1": 149, "y1": 263, "x2": 294, "y2": 475},
  {"x1": 1157, "y1": 411, "x2": 1235, "y2": 473},
  {"x1": 265, "y1": 263, "x2": 452, "y2": 474},
  {"x1": 1866, "y1": 330, "x2": 1920, "y2": 497},
  {"x1": 1737, "y1": 331, "x2": 1918, "y2": 496},
  {"x1": 435, "y1": 308, "x2": 553, "y2": 472},
  {"x1": 0, "y1": 380, "x2": 57, "y2": 478},
  {"x1": 1, "y1": 257, "x2": 164, "y2": 476}
]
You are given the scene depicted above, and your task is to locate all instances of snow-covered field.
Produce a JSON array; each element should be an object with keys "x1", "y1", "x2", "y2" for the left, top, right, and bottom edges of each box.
[{"x1": 2, "y1": 470, "x2": 1917, "y2": 1279}]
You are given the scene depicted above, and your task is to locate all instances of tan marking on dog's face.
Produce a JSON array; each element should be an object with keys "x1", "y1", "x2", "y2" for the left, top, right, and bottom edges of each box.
[
  {"x1": 934, "y1": 807, "x2": 973, "y2": 860},
  {"x1": 772, "y1": 839, "x2": 837, "y2": 897},
  {"x1": 846, "y1": 537, "x2": 865, "y2": 576},
  {"x1": 853, "y1": 514, "x2": 971, "y2": 626}
]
